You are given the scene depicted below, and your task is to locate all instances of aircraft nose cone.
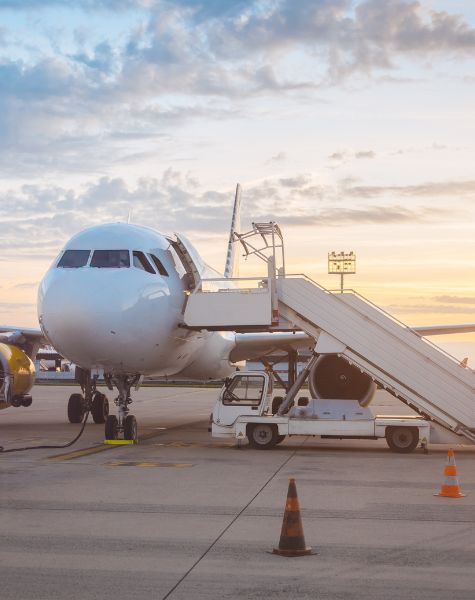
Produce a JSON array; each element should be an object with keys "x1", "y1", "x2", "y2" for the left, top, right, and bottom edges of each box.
[{"x1": 38, "y1": 268, "x2": 171, "y2": 371}]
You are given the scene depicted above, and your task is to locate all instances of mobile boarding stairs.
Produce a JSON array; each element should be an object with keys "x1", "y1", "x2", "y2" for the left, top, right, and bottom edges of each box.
[{"x1": 183, "y1": 222, "x2": 475, "y2": 444}]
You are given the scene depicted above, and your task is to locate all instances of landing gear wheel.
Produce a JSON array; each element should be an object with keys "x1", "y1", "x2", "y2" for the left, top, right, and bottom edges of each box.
[
  {"x1": 385, "y1": 426, "x2": 419, "y2": 453},
  {"x1": 124, "y1": 415, "x2": 138, "y2": 441},
  {"x1": 21, "y1": 396, "x2": 32, "y2": 407},
  {"x1": 91, "y1": 392, "x2": 109, "y2": 424},
  {"x1": 105, "y1": 415, "x2": 119, "y2": 440},
  {"x1": 247, "y1": 423, "x2": 279, "y2": 449},
  {"x1": 67, "y1": 393, "x2": 85, "y2": 423}
]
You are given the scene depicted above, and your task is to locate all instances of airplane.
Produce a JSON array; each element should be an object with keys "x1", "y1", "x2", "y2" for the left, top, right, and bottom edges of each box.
[{"x1": 1, "y1": 184, "x2": 475, "y2": 440}]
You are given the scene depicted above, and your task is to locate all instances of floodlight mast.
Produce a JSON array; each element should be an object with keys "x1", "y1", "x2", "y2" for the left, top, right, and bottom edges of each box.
[{"x1": 328, "y1": 251, "x2": 356, "y2": 293}]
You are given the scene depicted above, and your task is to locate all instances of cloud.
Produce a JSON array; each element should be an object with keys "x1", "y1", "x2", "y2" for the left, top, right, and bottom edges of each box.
[
  {"x1": 345, "y1": 179, "x2": 475, "y2": 199},
  {"x1": 267, "y1": 151, "x2": 287, "y2": 164},
  {"x1": 328, "y1": 149, "x2": 376, "y2": 165},
  {"x1": 385, "y1": 303, "x2": 475, "y2": 315},
  {"x1": 1, "y1": 170, "x2": 461, "y2": 260},
  {"x1": 355, "y1": 150, "x2": 375, "y2": 159},
  {"x1": 12, "y1": 282, "x2": 38, "y2": 289},
  {"x1": 1, "y1": 1, "x2": 475, "y2": 176},
  {"x1": 433, "y1": 296, "x2": 475, "y2": 305},
  {"x1": 0, "y1": 1, "x2": 146, "y2": 9}
]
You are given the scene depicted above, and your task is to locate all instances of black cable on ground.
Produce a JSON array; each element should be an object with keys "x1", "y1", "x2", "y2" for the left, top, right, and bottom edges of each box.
[
  {"x1": 0, "y1": 411, "x2": 90, "y2": 453},
  {"x1": 161, "y1": 439, "x2": 308, "y2": 600}
]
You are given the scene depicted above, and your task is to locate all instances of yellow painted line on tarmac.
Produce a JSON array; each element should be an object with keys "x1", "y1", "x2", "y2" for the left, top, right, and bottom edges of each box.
[
  {"x1": 48, "y1": 444, "x2": 116, "y2": 461},
  {"x1": 153, "y1": 441, "x2": 234, "y2": 449},
  {"x1": 106, "y1": 460, "x2": 193, "y2": 468},
  {"x1": 103, "y1": 439, "x2": 137, "y2": 445}
]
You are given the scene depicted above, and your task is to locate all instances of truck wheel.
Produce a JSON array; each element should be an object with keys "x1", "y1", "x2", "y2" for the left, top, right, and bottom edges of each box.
[
  {"x1": 247, "y1": 424, "x2": 279, "y2": 449},
  {"x1": 385, "y1": 426, "x2": 419, "y2": 453}
]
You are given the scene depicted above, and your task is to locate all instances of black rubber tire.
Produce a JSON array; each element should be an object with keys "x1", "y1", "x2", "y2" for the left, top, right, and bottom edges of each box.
[
  {"x1": 21, "y1": 396, "x2": 32, "y2": 407},
  {"x1": 91, "y1": 392, "x2": 109, "y2": 424},
  {"x1": 297, "y1": 396, "x2": 309, "y2": 407},
  {"x1": 124, "y1": 415, "x2": 138, "y2": 441},
  {"x1": 275, "y1": 434, "x2": 286, "y2": 445},
  {"x1": 67, "y1": 393, "x2": 85, "y2": 423},
  {"x1": 247, "y1": 423, "x2": 279, "y2": 449},
  {"x1": 105, "y1": 415, "x2": 119, "y2": 440},
  {"x1": 385, "y1": 426, "x2": 419, "y2": 453},
  {"x1": 271, "y1": 396, "x2": 284, "y2": 415}
]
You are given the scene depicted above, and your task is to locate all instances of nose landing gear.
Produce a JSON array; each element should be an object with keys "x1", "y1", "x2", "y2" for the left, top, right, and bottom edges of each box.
[{"x1": 104, "y1": 374, "x2": 140, "y2": 442}]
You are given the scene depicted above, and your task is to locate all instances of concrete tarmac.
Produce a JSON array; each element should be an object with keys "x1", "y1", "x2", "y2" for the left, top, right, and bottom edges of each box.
[{"x1": 1, "y1": 385, "x2": 474, "y2": 600}]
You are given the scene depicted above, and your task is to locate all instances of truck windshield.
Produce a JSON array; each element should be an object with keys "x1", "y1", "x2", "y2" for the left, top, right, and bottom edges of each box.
[{"x1": 223, "y1": 376, "x2": 264, "y2": 406}]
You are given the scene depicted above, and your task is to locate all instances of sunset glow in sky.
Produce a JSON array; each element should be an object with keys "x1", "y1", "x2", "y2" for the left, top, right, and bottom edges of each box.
[{"x1": 1, "y1": 1, "x2": 474, "y2": 361}]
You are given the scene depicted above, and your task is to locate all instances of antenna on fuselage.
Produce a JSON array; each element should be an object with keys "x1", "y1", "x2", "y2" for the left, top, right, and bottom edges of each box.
[
  {"x1": 127, "y1": 210, "x2": 132, "y2": 224},
  {"x1": 224, "y1": 183, "x2": 241, "y2": 278}
]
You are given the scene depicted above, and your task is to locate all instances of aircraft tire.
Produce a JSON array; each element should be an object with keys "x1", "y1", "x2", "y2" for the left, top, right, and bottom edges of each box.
[
  {"x1": 67, "y1": 393, "x2": 85, "y2": 423},
  {"x1": 105, "y1": 415, "x2": 119, "y2": 440},
  {"x1": 124, "y1": 415, "x2": 137, "y2": 441},
  {"x1": 21, "y1": 395, "x2": 33, "y2": 407},
  {"x1": 385, "y1": 426, "x2": 419, "y2": 453},
  {"x1": 91, "y1": 392, "x2": 109, "y2": 424}
]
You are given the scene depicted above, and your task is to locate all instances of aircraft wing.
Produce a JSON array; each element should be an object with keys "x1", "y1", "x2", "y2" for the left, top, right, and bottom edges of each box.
[
  {"x1": 411, "y1": 323, "x2": 475, "y2": 336},
  {"x1": 230, "y1": 323, "x2": 475, "y2": 362},
  {"x1": 0, "y1": 326, "x2": 46, "y2": 358},
  {"x1": 230, "y1": 332, "x2": 313, "y2": 362}
]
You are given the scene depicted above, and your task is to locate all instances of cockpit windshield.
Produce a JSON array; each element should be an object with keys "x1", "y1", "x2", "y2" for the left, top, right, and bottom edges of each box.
[
  {"x1": 90, "y1": 250, "x2": 130, "y2": 268},
  {"x1": 57, "y1": 250, "x2": 90, "y2": 268}
]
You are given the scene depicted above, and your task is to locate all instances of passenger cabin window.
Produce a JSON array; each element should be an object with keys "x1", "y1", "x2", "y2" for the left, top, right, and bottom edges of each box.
[
  {"x1": 149, "y1": 254, "x2": 169, "y2": 276},
  {"x1": 57, "y1": 250, "x2": 90, "y2": 268},
  {"x1": 132, "y1": 251, "x2": 155, "y2": 274},
  {"x1": 222, "y1": 376, "x2": 265, "y2": 407},
  {"x1": 90, "y1": 250, "x2": 130, "y2": 268}
]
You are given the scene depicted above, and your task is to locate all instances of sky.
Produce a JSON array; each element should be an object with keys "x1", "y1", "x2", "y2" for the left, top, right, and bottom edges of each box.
[{"x1": 1, "y1": 0, "x2": 475, "y2": 362}]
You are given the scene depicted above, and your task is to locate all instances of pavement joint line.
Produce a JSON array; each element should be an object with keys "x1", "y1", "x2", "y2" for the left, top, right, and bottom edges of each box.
[{"x1": 161, "y1": 436, "x2": 310, "y2": 600}]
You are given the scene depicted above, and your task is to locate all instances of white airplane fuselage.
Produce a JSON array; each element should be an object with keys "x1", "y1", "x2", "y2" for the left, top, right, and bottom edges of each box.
[{"x1": 38, "y1": 223, "x2": 236, "y2": 380}]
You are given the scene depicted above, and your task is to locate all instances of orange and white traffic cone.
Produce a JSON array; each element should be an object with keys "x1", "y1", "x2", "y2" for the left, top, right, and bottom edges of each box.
[
  {"x1": 272, "y1": 478, "x2": 316, "y2": 557},
  {"x1": 434, "y1": 448, "x2": 465, "y2": 498}
]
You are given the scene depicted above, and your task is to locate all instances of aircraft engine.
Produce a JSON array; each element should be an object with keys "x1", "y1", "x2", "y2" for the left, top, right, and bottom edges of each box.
[
  {"x1": 0, "y1": 343, "x2": 35, "y2": 409},
  {"x1": 308, "y1": 354, "x2": 376, "y2": 407}
]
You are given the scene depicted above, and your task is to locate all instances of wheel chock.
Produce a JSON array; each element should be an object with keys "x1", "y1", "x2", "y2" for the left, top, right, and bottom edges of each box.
[
  {"x1": 103, "y1": 439, "x2": 138, "y2": 445},
  {"x1": 271, "y1": 478, "x2": 316, "y2": 557}
]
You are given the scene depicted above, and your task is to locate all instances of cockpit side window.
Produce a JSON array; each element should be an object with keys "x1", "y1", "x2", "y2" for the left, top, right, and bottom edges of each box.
[
  {"x1": 149, "y1": 254, "x2": 169, "y2": 276},
  {"x1": 132, "y1": 251, "x2": 155, "y2": 274},
  {"x1": 57, "y1": 250, "x2": 90, "y2": 268},
  {"x1": 90, "y1": 250, "x2": 130, "y2": 268}
]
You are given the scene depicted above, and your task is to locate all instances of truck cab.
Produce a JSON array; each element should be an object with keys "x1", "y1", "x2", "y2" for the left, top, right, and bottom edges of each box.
[{"x1": 212, "y1": 371, "x2": 271, "y2": 428}]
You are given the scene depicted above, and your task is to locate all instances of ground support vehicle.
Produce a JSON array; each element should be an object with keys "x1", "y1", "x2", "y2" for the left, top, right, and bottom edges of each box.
[{"x1": 210, "y1": 371, "x2": 431, "y2": 453}]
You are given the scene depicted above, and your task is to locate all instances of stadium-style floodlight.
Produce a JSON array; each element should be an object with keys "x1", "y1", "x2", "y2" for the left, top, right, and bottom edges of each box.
[{"x1": 328, "y1": 251, "x2": 356, "y2": 293}]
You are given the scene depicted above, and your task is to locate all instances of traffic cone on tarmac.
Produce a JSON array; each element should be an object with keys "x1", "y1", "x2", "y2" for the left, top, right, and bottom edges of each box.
[
  {"x1": 434, "y1": 448, "x2": 465, "y2": 498},
  {"x1": 272, "y1": 478, "x2": 316, "y2": 557}
]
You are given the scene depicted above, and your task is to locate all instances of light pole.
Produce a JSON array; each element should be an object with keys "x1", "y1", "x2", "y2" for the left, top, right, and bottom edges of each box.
[{"x1": 328, "y1": 251, "x2": 356, "y2": 293}]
